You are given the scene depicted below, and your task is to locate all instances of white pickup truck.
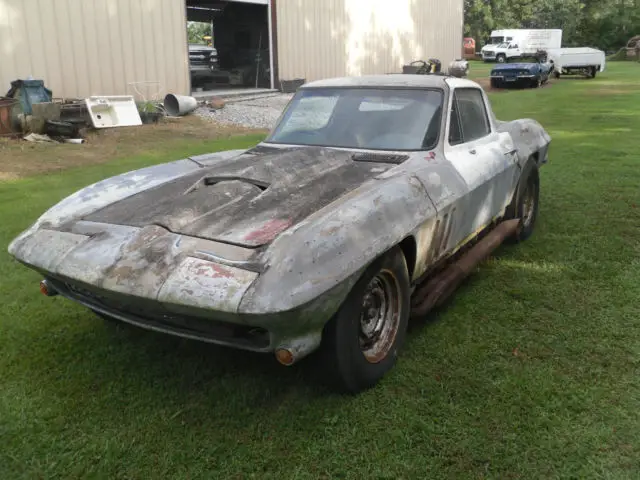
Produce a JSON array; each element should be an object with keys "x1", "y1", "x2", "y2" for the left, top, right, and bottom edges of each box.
[
  {"x1": 546, "y1": 48, "x2": 606, "y2": 79},
  {"x1": 482, "y1": 29, "x2": 562, "y2": 63}
]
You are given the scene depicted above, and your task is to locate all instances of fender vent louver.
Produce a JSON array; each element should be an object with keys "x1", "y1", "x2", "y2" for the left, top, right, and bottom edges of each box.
[{"x1": 351, "y1": 153, "x2": 410, "y2": 164}]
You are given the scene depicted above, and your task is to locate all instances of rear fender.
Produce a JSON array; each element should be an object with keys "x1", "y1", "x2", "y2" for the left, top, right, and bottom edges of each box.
[{"x1": 505, "y1": 156, "x2": 540, "y2": 219}]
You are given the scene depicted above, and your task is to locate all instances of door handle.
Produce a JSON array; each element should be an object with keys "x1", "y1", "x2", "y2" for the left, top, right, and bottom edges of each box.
[
  {"x1": 504, "y1": 149, "x2": 517, "y2": 156},
  {"x1": 469, "y1": 149, "x2": 477, "y2": 155}
]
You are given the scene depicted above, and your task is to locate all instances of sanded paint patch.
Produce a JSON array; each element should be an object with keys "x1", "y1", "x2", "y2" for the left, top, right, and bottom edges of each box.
[{"x1": 158, "y1": 257, "x2": 258, "y2": 313}]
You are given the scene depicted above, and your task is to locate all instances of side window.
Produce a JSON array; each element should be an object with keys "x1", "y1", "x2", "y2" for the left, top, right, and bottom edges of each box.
[
  {"x1": 452, "y1": 88, "x2": 491, "y2": 143},
  {"x1": 448, "y1": 96, "x2": 463, "y2": 145}
]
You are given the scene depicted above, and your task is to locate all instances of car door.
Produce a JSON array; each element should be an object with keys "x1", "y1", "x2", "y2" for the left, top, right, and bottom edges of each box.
[{"x1": 441, "y1": 87, "x2": 520, "y2": 250}]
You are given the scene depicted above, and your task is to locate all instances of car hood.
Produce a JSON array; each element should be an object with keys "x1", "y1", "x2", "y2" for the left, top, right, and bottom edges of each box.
[{"x1": 82, "y1": 146, "x2": 400, "y2": 248}]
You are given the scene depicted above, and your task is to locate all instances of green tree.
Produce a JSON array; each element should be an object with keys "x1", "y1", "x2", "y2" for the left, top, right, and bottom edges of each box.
[
  {"x1": 464, "y1": 0, "x2": 640, "y2": 51},
  {"x1": 187, "y1": 22, "x2": 212, "y2": 45}
]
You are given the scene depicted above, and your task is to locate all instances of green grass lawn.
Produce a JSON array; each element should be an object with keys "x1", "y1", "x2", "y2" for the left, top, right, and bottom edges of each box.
[{"x1": 1, "y1": 63, "x2": 639, "y2": 479}]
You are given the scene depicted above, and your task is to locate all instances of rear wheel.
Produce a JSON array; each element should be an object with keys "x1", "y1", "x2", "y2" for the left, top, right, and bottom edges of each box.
[
  {"x1": 320, "y1": 247, "x2": 410, "y2": 393},
  {"x1": 507, "y1": 168, "x2": 540, "y2": 243}
]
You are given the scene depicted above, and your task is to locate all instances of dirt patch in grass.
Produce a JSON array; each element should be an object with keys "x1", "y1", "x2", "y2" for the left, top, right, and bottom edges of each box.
[
  {"x1": 476, "y1": 77, "x2": 554, "y2": 92},
  {"x1": 0, "y1": 116, "x2": 267, "y2": 180}
]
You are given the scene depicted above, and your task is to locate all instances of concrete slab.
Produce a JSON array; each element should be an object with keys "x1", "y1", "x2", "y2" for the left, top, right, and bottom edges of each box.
[{"x1": 192, "y1": 88, "x2": 277, "y2": 100}]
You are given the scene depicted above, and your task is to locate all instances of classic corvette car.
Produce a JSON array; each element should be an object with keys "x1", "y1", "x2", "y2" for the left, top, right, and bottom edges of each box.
[
  {"x1": 8, "y1": 74, "x2": 551, "y2": 393},
  {"x1": 490, "y1": 60, "x2": 553, "y2": 88}
]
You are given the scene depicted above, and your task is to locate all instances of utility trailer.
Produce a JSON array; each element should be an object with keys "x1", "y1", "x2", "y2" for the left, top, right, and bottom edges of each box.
[{"x1": 546, "y1": 48, "x2": 606, "y2": 79}]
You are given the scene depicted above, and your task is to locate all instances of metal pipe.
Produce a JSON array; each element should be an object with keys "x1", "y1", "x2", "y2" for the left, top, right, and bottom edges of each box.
[{"x1": 411, "y1": 219, "x2": 520, "y2": 317}]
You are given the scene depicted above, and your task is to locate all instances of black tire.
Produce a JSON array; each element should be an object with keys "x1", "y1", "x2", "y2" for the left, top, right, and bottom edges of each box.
[
  {"x1": 553, "y1": 71, "x2": 561, "y2": 79},
  {"x1": 496, "y1": 54, "x2": 506, "y2": 64},
  {"x1": 507, "y1": 167, "x2": 540, "y2": 243},
  {"x1": 490, "y1": 78, "x2": 499, "y2": 89},
  {"x1": 320, "y1": 247, "x2": 411, "y2": 393},
  {"x1": 531, "y1": 78, "x2": 541, "y2": 88},
  {"x1": 589, "y1": 66, "x2": 598, "y2": 78}
]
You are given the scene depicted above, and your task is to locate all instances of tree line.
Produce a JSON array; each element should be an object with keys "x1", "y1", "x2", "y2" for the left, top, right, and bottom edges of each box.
[{"x1": 465, "y1": 0, "x2": 640, "y2": 52}]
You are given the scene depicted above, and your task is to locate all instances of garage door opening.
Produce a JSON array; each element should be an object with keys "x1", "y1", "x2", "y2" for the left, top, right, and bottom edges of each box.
[{"x1": 186, "y1": 0, "x2": 273, "y2": 97}]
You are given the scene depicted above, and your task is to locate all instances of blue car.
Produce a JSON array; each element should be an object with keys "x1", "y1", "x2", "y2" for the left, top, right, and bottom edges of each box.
[{"x1": 490, "y1": 61, "x2": 553, "y2": 89}]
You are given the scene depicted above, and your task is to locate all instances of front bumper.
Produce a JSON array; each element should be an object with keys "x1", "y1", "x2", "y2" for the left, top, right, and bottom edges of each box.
[
  {"x1": 491, "y1": 74, "x2": 537, "y2": 83},
  {"x1": 189, "y1": 65, "x2": 218, "y2": 80},
  {"x1": 43, "y1": 272, "x2": 336, "y2": 363},
  {"x1": 10, "y1": 223, "x2": 344, "y2": 363}
]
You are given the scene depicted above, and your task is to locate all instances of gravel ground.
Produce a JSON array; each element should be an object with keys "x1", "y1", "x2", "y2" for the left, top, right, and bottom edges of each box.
[{"x1": 195, "y1": 93, "x2": 294, "y2": 129}]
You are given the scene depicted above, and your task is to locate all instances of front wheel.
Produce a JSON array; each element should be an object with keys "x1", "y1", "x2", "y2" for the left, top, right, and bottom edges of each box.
[
  {"x1": 320, "y1": 247, "x2": 410, "y2": 393},
  {"x1": 496, "y1": 54, "x2": 506, "y2": 63}
]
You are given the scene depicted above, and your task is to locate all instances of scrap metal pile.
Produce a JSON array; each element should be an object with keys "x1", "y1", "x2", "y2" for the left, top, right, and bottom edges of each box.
[
  {"x1": 0, "y1": 78, "x2": 214, "y2": 144},
  {"x1": 402, "y1": 58, "x2": 470, "y2": 78}
]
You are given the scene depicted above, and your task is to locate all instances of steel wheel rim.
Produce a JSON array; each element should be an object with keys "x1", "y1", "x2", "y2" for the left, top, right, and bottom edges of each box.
[
  {"x1": 359, "y1": 269, "x2": 402, "y2": 364},
  {"x1": 522, "y1": 182, "x2": 536, "y2": 227}
]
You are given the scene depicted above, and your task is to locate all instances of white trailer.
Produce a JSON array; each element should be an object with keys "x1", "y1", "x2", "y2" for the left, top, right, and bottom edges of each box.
[
  {"x1": 546, "y1": 48, "x2": 606, "y2": 79},
  {"x1": 482, "y1": 29, "x2": 563, "y2": 63}
]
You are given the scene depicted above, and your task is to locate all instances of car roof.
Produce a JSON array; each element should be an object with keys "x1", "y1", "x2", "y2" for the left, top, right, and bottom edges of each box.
[{"x1": 301, "y1": 74, "x2": 481, "y2": 90}]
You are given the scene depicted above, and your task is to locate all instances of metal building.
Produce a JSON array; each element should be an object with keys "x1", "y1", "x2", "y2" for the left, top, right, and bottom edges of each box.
[{"x1": 0, "y1": 0, "x2": 463, "y2": 99}]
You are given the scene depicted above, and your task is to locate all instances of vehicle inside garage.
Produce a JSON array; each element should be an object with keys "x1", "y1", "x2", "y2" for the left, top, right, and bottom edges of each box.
[{"x1": 185, "y1": 0, "x2": 272, "y2": 94}]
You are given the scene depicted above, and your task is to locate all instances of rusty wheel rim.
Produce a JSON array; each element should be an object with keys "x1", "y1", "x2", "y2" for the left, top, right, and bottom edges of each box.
[
  {"x1": 522, "y1": 182, "x2": 536, "y2": 228},
  {"x1": 359, "y1": 269, "x2": 402, "y2": 364}
]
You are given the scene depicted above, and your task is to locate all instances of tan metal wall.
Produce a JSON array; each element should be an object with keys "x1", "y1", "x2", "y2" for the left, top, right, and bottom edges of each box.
[
  {"x1": 275, "y1": 0, "x2": 463, "y2": 82},
  {"x1": 0, "y1": 0, "x2": 190, "y2": 100}
]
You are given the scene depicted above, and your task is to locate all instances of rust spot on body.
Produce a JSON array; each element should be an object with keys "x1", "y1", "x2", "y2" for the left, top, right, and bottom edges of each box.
[
  {"x1": 321, "y1": 225, "x2": 340, "y2": 236},
  {"x1": 195, "y1": 263, "x2": 234, "y2": 278},
  {"x1": 244, "y1": 219, "x2": 292, "y2": 244}
]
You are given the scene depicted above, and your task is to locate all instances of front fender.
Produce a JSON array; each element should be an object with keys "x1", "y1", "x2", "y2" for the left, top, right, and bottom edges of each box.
[
  {"x1": 8, "y1": 149, "x2": 247, "y2": 257},
  {"x1": 239, "y1": 174, "x2": 436, "y2": 314}
]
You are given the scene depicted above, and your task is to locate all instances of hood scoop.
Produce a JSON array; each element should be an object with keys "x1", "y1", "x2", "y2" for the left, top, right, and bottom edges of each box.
[
  {"x1": 181, "y1": 176, "x2": 269, "y2": 198},
  {"x1": 203, "y1": 176, "x2": 270, "y2": 191}
]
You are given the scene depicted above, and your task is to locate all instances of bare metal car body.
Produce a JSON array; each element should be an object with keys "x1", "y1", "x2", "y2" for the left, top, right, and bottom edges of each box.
[{"x1": 8, "y1": 75, "x2": 551, "y2": 389}]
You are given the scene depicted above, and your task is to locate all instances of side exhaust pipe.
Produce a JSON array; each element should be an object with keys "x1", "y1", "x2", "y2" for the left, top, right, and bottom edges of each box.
[{"x1": 411, "y1": 219, "x2": 520, "y2": 317}]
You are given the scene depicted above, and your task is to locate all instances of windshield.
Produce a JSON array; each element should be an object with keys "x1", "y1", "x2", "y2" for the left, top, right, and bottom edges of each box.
[
  {"x1": 266, "y1": 88, "x2": 444, "y2": 151},
  {"x1": 490, "y1": 36, "x2": 504, "y2": 44},
  {"x1": 496, "y1": 42, "x2": 509, "y2": 48}
]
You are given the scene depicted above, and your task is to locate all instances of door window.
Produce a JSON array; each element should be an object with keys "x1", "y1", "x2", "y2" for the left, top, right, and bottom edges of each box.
[{"x1": 448, "y1": 88, "x2": 491, "y2": 145}]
